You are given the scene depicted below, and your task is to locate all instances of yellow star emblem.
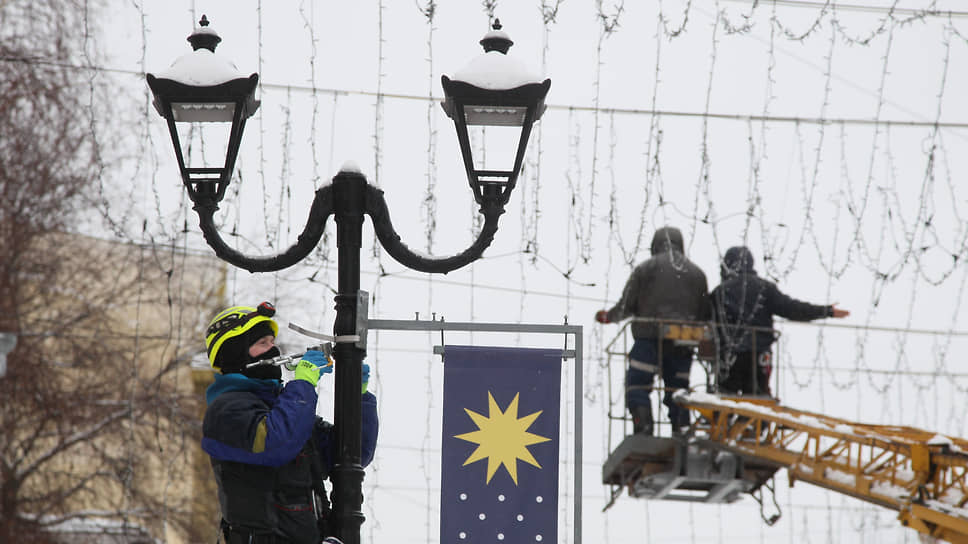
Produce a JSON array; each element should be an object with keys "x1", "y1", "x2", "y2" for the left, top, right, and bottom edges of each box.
[{"x1": 453, "y1": 392, "x2": 551, "y2": 485}]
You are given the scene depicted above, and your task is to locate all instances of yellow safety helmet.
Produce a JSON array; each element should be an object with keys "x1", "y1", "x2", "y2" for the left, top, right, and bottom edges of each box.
[{"x1": 205, "y1": 301, "x2": 279, "y2": 369}]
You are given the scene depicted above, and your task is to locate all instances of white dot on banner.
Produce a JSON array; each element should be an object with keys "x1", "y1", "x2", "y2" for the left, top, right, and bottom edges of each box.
[
  {"x1": 536, "y1": 535, "x2": 543, "y2": 542},
  {"x1": 458, "y1": 532, "x2": 466, "y2": 540},
  {"x1": 517, "y1": 514, "x2": 524, "y2": 522},
  {"x1": 498, "y1": 534, "x2": 505, "y2": 541},
  {"x1": 479, "y1": 513, "x2": 486, "y2": 521},
  {"x1": 498, "y1": 494, "x2": 505, "y2": 501},
  {"x1": 535, "y1": 496, "x2": 543, "y2": 503},
  {"x1": 460, "y1": 493, "x2": 467, "y2": 501}
]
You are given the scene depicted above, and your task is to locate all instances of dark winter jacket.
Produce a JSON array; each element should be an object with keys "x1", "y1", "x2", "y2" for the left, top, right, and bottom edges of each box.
[
  {"x1": 202, "y1": 373, "x2": 378, "y2": 543},
  {"x1": 710, "y1": 246, "x2": 833, "y2": 356},
  {"x1": 605, "y1": 227, "x2": 710, "y2": 339}
]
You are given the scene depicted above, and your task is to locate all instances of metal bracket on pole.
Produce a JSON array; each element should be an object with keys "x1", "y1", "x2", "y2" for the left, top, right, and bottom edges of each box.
[
  {"x1": 288, "y1": 323, "x2": 360, "y2": 344},
  {"x1": 287, "y1": 290, "x2": 369, "y2": 349},
  {"x1": 356, "y1": 290, "x2": 369, "y2": 350}
]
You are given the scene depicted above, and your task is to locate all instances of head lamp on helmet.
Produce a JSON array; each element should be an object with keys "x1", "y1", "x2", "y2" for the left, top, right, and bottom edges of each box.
[{"x1": 205, "y1": 302, "x2": 279, "y2": 370}]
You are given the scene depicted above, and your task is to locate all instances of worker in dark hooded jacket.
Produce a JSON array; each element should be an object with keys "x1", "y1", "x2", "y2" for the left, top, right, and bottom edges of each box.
[
  {"x1": 201, "y1": 302, "x2": 378, "y2": 544},
  {"x1": 595, "y1": 227, "x2": 709, "y2": 435},
  {"x1": 710, "y1": 246, "x2": 848, "y2": 396}
]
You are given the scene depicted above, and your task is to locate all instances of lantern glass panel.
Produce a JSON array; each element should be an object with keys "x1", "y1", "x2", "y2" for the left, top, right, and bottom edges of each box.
[
  {"x1": 464, "y1": 104, "x2": 528, "y2": 127},
  {"x1": 168, "y1": 122, "x2": 234, "y2": 169},
  {"x1": 469, "y1": 124, "x2": 521, "y2": 179},
  {"x1": 171, "y1": 101, "x2": 237, "y2": 122}
]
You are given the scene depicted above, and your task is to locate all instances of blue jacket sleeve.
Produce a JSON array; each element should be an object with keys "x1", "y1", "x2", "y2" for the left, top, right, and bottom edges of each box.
[
  {"x1": 202, "y1": 380, "x2": 318, "y2": 467},
  {"x1": 361, "y1": 391, "x2": 378, "y2": 467},
  {"x1": 315, "y1": 390, "x2": 379, "y2": 469}
]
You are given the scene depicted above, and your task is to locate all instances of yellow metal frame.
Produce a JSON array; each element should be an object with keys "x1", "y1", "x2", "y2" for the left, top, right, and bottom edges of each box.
[{"x1": 681, "y1": 394, "x2": 968, "y2": 543}]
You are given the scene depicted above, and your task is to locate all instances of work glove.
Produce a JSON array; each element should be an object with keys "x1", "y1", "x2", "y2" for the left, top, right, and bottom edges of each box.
[
  {"x1": 293, "y1": 350, "x2": 332, "y2": 387},
  {"x1": 362, "y1": 363, "x2": 370, "y2": 394},
  {"x1": 595, "y1": 310, "x2": 610, "y2": 324}
]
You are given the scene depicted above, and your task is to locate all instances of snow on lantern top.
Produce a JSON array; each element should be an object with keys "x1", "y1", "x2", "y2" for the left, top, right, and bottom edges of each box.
[
  {"x1": 146, "y1": 15, "x2": 260, "y2": 124},
  {"x1": 448, "y1": 20, "x2": 545, "y2": 91},
  {"x1": 153, "y1": 15, "x2": 248, "y2": 87}
]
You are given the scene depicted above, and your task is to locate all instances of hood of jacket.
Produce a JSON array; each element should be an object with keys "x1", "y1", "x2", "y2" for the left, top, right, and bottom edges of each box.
[
  {"x1": 205, "y1": 372, "x2": 281, "y2": 405},
  {"x1": 721, "y1": 246, "x2": 756, "y2": 279},
  {"x1": 650, "y1": 226, "x2": 684, "y2": 255}
]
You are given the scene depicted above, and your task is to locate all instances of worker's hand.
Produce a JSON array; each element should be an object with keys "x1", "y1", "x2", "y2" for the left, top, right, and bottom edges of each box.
[
  {"x1": 293, "y1": 359, "x2": 321, "y2": 387},
  {"x1": 829, "y1": 304, "x2": 849, "y2": 318},
  {"x1": 303, "y1": 350, "x2": 333, "y2": 375},
  {"x1": 293, "y1": 350, "x2": 331, "y2": 387},
  {"x1": 595, "y1": 310, "x2": 610, "y2": 324},
  {"x1": 362, "y1": 363, "x2": 370, "y2": 394}
]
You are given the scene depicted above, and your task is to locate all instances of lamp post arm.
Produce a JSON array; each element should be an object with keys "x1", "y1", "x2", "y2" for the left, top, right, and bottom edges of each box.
[
  {"x1": 192, "y1": 185, "x2": 335, "y2": 273},
  {"x1": 364, "y1": 183, "x2": 506, "y2": 274}
]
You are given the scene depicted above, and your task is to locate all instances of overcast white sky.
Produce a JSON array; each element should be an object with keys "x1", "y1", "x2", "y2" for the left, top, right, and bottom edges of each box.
[{"x1": 95, "y1": 1, "x2": 968, "y2": 542}]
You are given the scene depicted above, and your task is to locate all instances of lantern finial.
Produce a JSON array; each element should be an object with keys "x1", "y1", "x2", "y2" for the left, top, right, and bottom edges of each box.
[
  {"x1": 480, "y1": 18, "x2": 513, "y2": 54},
  {"x1": 187, "y1": 14, "x2": 222, "y2": 52}
]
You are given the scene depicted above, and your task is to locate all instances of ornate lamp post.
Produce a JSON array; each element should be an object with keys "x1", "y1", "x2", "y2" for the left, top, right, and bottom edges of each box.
[{"x1": 148, "y1": 16, "x2": 549, "y2": 544}]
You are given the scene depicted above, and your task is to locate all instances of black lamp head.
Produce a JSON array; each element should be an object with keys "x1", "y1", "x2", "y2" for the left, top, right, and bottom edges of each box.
[
  {"x1": 441, "y1": 21, "x2": 551, "y2": 206},
  {"x1": 146, "y1": 15, "x2": 260, "y2": 209}
]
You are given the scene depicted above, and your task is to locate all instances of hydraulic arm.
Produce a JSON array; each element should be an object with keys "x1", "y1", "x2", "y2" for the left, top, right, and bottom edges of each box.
[{"x1": 680, "y1": 393, "x2": 968, "y2": 543}]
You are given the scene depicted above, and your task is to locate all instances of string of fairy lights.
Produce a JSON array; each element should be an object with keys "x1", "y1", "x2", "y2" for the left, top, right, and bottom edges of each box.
[{"x1": 36, "y1": 0, "x2": 968, "y2": 541}]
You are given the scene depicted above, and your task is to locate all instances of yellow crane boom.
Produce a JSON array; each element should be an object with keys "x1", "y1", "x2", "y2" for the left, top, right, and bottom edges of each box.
[{"x1": 680, "y1": 393, "x2": 968, "y2": 543}]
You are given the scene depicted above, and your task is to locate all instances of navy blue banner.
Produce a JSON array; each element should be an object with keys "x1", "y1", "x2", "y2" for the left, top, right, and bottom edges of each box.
[{"x1": 440, "y1": 345, "x2": 562, "y2": 543}]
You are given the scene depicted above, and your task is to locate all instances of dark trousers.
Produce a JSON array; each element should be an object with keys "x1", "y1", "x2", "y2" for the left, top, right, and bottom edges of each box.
[
  {"x1": 719, "y1": 350, "x2": 772, "y2": 396},
  {"x1": 625, "y1": 338, "x2": 694, "y2": 426},
  {"x1": 222, "y1": 521, "x2": 288, "y2": 544}
]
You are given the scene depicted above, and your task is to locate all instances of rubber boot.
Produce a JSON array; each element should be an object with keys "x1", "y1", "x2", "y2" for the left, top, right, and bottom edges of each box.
[{"x1": 631, "y1": 404, "x2": 654, "y2": 436}]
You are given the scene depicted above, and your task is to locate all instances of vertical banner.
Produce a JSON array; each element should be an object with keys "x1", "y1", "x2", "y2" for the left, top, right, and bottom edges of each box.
[{"x1": 440, "y1": 345, "x2": 562, "y2": 543}]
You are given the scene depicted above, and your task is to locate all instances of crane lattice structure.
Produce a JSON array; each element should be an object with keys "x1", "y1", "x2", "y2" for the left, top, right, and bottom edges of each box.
[
  {"x1": 604, "y1": 393, "x2": 968, "y2": 543},
  {"x1": 681, "y1": 394, "x2": 968, "y2": 543}
]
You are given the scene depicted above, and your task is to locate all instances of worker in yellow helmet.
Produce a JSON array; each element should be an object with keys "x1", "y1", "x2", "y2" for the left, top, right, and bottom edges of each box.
[
  {"x1": 204, "y1": 301, "x2": 284, "y2": 378},
  {"x1": 200, "y1": 302, "x2": 378, "y2": 543}
]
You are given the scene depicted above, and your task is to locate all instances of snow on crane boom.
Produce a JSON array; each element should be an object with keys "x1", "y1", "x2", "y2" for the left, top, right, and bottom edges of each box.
[{"x1": 605, "y1": 392, "x2": 968, "y2": 543}]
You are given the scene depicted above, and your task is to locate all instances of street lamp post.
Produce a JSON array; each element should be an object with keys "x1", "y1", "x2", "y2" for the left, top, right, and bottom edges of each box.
[{"x1": 148, "y1": 16, "x2": 549, "y2": 544}]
